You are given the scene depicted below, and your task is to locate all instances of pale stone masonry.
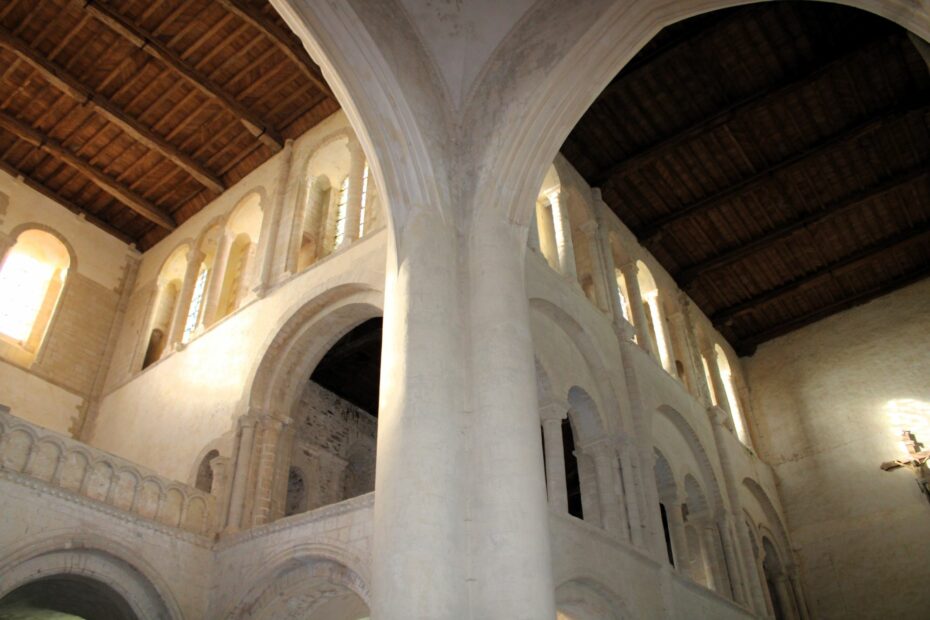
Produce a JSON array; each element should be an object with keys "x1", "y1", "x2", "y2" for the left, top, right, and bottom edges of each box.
[{"x1": 0, "y1": 1, "x2": 928, "y2": 618}]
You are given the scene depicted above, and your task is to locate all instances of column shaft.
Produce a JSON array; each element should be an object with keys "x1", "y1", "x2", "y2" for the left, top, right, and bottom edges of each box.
[
  {"x1": 619, "y1": 262, "x2": 654, "y2": 357},
  {"x1": 548, "y1": 188, "x2": 578, "y2": 280},
  {"x1": 591, "y1": 442, "x2": 625, "y2": 536},
  {"x1": 167, "y1": 248, "x2": 205, "y2": 346},
  {"x1": 371, "y1": 209, "x2": 468, "y2": 618},
  {"x1": 257, "y1": 139, "x2": 294, "y2": 292},
  {"x1": 580, "y1": 220, "x2": 610, "y2": 313},
  {"x1": 225, "y1": 417, "x2": 256, "y2": 531},
  {"x1": 535, "y1": 200, "x2": 559, "y2": 270},
  {"x1": 541, "y1": 412, "x2": 569, "y2": 512},
  {"x1": 250, "y1": 417, "x2": 286, "y2": 526},
  {"x1": 468, "y1": 214, "x2": 555, "y2": 619},
  {"x1": 343, "y1": 140, "x2": 366, "y2": 243},
  {"x1": 202, "y1": 230, "x2": 234, "y2": 327}
]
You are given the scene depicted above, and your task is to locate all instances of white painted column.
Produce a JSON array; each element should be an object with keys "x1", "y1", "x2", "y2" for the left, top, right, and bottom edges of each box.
[
  {"x1": 547, "y1": 188, "x2": 578, "y2": 281},
  {"x1": 648, "y1": 289, "x2": 676, "y2": 374},
  {"x1": 527, "y1": 208, "x2": 541, "y2": 253},
  {"x1": 616, "y1": 435, "x2": 645, "y2": 546},
  {"x1": 540, "y1": 400, "x2": 570, "y2": 512},
  {"x1": 344, "y1": 139, "x2": 366, "y2": 244},
  {"x1": 535, "y1": 199, "x2": 560, "y2": 270},
  {"x1": 202, "y1": 230, "x2": 234, "y2": 327},
  {"x1": 468, "y1": 212, "x2": 556, "y2": 620},
  {"x1": 619, "y1": 261, "x2": 654, "y2": 356},
  {"x1": 371, "y1": 208, "x2": 468, "y2": 619},
  {"x1": 789, "y1": 568, "x2": 810, "y2": 620},
  {"x1": 580, "y1": 219, "x2": 610, "y2": 313},
  {"x1": 225, "y1": 415, "x2": 257, "y2": 531},
  {"x1": 708, "y1": 405, "x2": 768, "y2": 613},
  {"x1": 255, "y1": 139, "x2": 294, "y2": 295},
  {"x1": 167, "y1": 248, "x2": 205, "y2": 347},
  {"x1": 665, "y1": 495, "x2": 690, "y2": 572},
  {"x1": 208, "y1": 455, "x2": 230, "y2": 531},
  {"x1": 589, "y1": 439, "x2": 626, "y2": 536}
]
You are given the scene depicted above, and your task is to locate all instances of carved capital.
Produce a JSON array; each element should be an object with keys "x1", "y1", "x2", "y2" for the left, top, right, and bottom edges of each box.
[{"x1": 539, "y1": 399, "x2": 570, "y2": 422}]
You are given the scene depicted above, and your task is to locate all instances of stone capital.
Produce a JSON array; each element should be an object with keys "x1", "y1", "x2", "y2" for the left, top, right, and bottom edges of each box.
[
  {"x1": 186, "y1": 247, "x2": 206, "y2": 265},
  {"x1": 708, "y1": 405, "x2": 734, "y2": 431},
  {"x1": 579, "y1": 219, "x2": 599, "y2": 238},
  {"x1": 539, "y1": 399, "x2": 570, "y2": 422}
]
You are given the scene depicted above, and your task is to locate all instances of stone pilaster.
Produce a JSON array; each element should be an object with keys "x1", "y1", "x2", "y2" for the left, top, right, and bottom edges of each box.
[{"x1": 540, "y1": 400, "x2": 570, "y2": 513}]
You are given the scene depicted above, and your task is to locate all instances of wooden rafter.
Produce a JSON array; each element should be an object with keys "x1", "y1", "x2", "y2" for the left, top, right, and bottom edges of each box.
[
  {"x1": 0, "y1": 158, "x2": 133, "y2": 243},
  {"x1": 70, "y1": 0, "x2": 284, "y2": 152},
  {"x1": 677, "y1": 163, "x2": 930, "y2": 287},
  {"x1": 735, "y1": 262, "x2": 930, "y2": 355},
  {"x1": 591, "y1": 32, "x2": 898, "y2": 187},
  {"x1": 215, "y1": 0, "x2": 333, "y2": 98},
  {"x1": 0, "y1": 110, "x2": 176, "y2": 230},
  {"x1": 639, "y1": 101, "x2": 929, "y2": 244},
  {"x1": 0, "y1": 25, "x2": 226, "y2": 194},
  {"x1": 712, "y1": 219, "x2": 930, "y2": 325}
]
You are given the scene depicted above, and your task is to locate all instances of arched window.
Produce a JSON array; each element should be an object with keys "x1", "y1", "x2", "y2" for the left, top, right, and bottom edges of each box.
[
  {"x1": 715, "y1": 344, "x2": 749, "y2": 445},
  {"x1": 333, "y1": 176, "x2": 349, "y2": 248},
  {"x1": 0, "y1": 229, "x2": 70, "y2": 354},
  {"x1": 637, "y1": 261, "x2": 673, "y2": 372},
  {"x1": 182, "y1": 264, "x2": 208, "y2": 343},
  {"x1": 141, "y1": 245, "x2": 188, "y2": 369},
  {"x1": 562, "y1": 417, "x2": 583, "y2": 520}
]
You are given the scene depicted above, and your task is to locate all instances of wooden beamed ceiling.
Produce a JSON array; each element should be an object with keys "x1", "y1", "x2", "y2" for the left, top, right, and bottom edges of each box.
[
  {"x1": 560, "y1": 2, "x2": 930, "y2": 354},
  {"x1": 0, "y1": 0, "x2": 338, "y2": 249}
]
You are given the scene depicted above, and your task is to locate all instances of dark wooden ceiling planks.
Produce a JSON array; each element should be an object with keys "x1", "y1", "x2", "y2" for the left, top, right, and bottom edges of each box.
[
  {"x1": 0, "y1": 0, "x2": 337, "y2": 249},
  {"x1": 560, "y1": 2, "x2": 930, "y2": 354}
]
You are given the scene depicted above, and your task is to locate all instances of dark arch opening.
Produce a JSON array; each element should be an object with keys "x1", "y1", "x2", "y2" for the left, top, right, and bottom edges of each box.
[
  {"x1": 562, "y1": 417, "x2": 583, "y2": 520},
  {"x1": 283, "y1": 317, "x2": 382, "y2": 517},
  {"x1": 0, "y1": 575, "x2": 137, "y2": 620}
]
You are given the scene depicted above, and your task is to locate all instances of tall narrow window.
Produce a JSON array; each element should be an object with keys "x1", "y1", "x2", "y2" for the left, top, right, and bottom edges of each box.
[
  {"x1": 333, "y1": 176, "x2": 349, "y2": 248},
  {"x1": 182, "y1": 267, "x2": 208, "y2": 343},
  {"x1": 0, "y1": 230, "x2": 69, "y2": 352},
  {"x1": 358, "y1": 164, "x2": 370, "y2": 237}
]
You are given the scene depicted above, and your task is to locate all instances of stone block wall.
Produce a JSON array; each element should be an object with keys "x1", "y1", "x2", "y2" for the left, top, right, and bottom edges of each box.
[
  {"x1": 288, "y1": 381, "x2": 376, "y2": 513},
  {"x1": 746, "y1": 278, "x2": 930, "y2": 619}
]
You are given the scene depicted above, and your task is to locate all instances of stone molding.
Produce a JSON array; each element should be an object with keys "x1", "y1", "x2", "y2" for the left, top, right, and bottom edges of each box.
[{"x1": 0, "y1": 409, "x2": 217, "y2": 537}]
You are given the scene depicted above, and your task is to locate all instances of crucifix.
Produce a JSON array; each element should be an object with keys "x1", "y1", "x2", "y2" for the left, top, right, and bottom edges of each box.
[{"x1": 881, "y1": 430, "x2": 930, "y2": 506}]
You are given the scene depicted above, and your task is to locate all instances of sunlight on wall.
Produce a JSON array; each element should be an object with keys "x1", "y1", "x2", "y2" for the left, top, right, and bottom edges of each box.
[
  {"x1": 0, "y1": 252, "x2": 56, "y2": 341},
  {"x1": 885, "y1": 399, "x2": 930, "y2": 458},
  {"x1": 557, "y1": 612, "x2": 577, "y2": 620}
]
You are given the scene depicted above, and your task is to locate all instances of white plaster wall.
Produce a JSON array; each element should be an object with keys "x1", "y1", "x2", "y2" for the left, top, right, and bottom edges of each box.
[
  {"x1": 92, "y1": 231, "x2": 386, "y2": 482},
  {"x1": 0, "y1": 360, "x2": 82, "y2": 435},
  {"x1": 746, "y1": 278, "x2": 930, "y2": 619}
]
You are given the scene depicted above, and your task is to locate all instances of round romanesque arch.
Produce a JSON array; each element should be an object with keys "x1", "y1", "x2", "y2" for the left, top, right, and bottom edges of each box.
[
  {"x1": 246, "y1": 284, "x2": 383, "y2": 423},
  {"x1": 226, "y1": 546, "x2": 370, "y2": 620},
  {"x1": 0, "y1": 537, "x2": 180, "y2": 620}
]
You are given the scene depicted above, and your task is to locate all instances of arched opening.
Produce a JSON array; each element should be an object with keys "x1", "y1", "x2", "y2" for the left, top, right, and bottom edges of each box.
[
  {"x1": 142, "y1": 245, "x2": 189, "y2": 369},
  {"x1": 635, "y1": 261, "x2": 672, "y2": 371},
  {"x1": 715, "y1": 344, "x2": 749, "y2": 444},
  {"x1": 562, "y1": 416, "x2": 583, "y2": 520},
  {"x1": 653, "y1": 449, "x2": 679, "y2": 567},
  {"x1": 0, "y1": 229, "x2": 70, "y2": 356},
  {"x1": 194, "y1": 449, "x2": 220, "y2": 493},
  {"x1": 284, "y1": 316, "x2": 381, "y2": 516},
  {"x1": 211, "y1": 193, "x2": 264, "y2": 324},
  {"x1": 0, "y1": 575, "x2": 138, "y2": 620},
  {"x1": 762, "y1": 537, "x2": 787, "y2": 620},
  {"x1": 231, "y1": 557, "x2": 369, "y2": 620}
]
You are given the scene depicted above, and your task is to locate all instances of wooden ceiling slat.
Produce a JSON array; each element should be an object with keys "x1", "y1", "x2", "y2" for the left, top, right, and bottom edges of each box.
[
  {"x1": 593, "y1": 32, "x2": 899, "y2": 187},
  {"x1": 737, "y1": 261, "x2": 930, "y2": 353},
  {"x1": 0, "y1": 109, "x2": 175, "y2": 229},
  {"x1": 0, "y1": 25, "x2": 225, "y2": 193},
  {"x1": 0, "y1": 157, "x2": 131, "y2": 242},
  {"x1": 678, "y1": 157, "x2": 930, "y2": 286},
  {"x1": 642, "y1": 101, "x2": 928, "y2": 245},
  {"x1": 72, "y1": 0, "x2": 284, "y2": 152},
  {"x1": 216, "y1": 0, "x2": 333, "y2": 97},
  {"x1": 713, "y1": 218, "x2": 930, "y2": 325}
]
